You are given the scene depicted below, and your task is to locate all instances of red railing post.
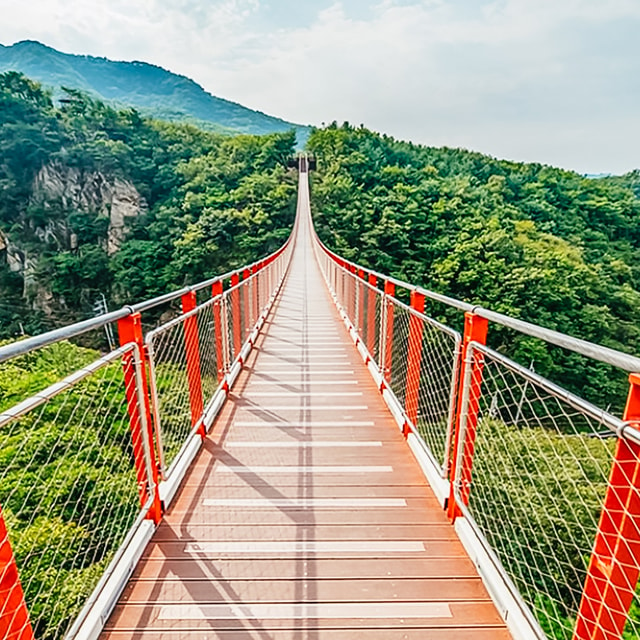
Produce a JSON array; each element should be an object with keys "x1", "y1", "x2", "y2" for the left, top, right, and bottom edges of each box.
[
  {"x1": 573, "y1": 373, "x2": 640, "y2": 640},
  {"x1": 357, "y1": 269, "x2": 365, "y2": 334},
  {"x1": 384, "y1": 280, "x2": 395, "y2": 383},
  {"x1": 231, "y1": 273, "x2": 242, "y2": 357},
  {"x1": 367, "y1": 273, "x2": 377, "y2": 355},
  {"x1": 447, "y1": 311, "x2": 489, "y2": 521},
  {"x1": 118, "y1": 312, "x2": 163, "y2": 524},
  {"x1": 253, "y1": 265, "x2": 260, "y2": 323},
  {"x1": 405, "y1": 291, "x2": 425, "y2": 435},
  {"x1": 212, "y1": 280, "x2": 225, "y2": 382},
  {"x1": 266, "y1": 260, "x2": 272, "y2": 301},
  {"x1": 0, "y1": 507, "x2": 34, "y2": 640},
  {"x1": 349, "y1": 265, "x2": 357, "y2": 321},
  {"x1": 180, "y1": 291, "x2": 204, "y2": 439},
  {"x1": 243, "y1": 268, "x2": 251, "y2": 338},
  {"x1": 259, "y1": 261, "x2": 266, "y2": 310}
]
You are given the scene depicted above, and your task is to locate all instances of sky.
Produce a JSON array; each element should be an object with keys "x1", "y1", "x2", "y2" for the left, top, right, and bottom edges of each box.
[{"x1": 1, "y1": 0, "x2": 639, "y2": 175}]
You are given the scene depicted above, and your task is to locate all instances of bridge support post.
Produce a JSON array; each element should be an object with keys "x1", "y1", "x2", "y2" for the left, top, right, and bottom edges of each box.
[
  {"x1": 266, "y1": 260, "x2": 273, "y2": 302},
  {"x1": 357, "y1": 269, "x2": 365, "y2": 335},
  {"x1": 250, "y1": 265, "x2": 258, "y2": 327},
  {"x1": 212, "y1": 280, "x2": 225, "y2": 381},
  {"x1": 367, "y1": 274, "x2": 377, "y2": 355},
  {"x1": 349, "y1": 265, "x2": 357, "y2": 323},
  {"x1": 0, "y1": 506, "x2": 34, "y2": 640},
  {"x1": 118, "y1": 312, "x2": 163, "y2": 524},
  {"x1": 382, "y1": 281, "x2": 395, "y2": 383},
  {"x1": 405, "y1": 291, "x2": 425, "y2": 435},
  {"x1": 243, "y1": 268, "x2": 251, "y2": 340},
  {"x1": 447, "y1": 312, "x2": 488, "y2": 521},
  {"x1": 573, "y1": 373, "x2": 640, "y2": 640},
  {"x1": 181, "y1": 291, "x2": 204, "y2": 439},
  {"x1": 337, "y1": 264, "x2": 345, "y2": 310},
  {"x1": 231, "y1": 273, "x2": 242, "y2": 358}
]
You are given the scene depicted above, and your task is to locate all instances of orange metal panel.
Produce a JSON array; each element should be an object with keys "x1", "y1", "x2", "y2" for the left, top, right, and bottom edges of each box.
[
  {"x1": 448, "y1": 312, "x2": 488, "y2": 521},
  {"x1": 384, "y1": 280, "x2": 395, "y2": 383},
  {"x1": 367, "y1": 273, "x2": 377, "y2": 355},
  {"x1": 230, "y1": 273, "x2": 242, "y2": 357},
  {"x1": 573, "y1": 373, "x2": 640, "y2": 640},
  {"x1": 212, "y1": 280, "x2": 224, "y2": 382},
  {"x1": 0, "y1": 508, "x2": 33, "y2": 640},
  {"x1": 117, "y1": 313, "x2": 162, "y2": 523},
  {"x1": 405, "y1": 291, "x2": 425, "y2": 432}
]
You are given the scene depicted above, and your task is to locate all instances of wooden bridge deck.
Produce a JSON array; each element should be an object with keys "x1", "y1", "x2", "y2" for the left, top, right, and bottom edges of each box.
[{"x1": 102, "y1": 171, "x2": 511, "y2": 639}]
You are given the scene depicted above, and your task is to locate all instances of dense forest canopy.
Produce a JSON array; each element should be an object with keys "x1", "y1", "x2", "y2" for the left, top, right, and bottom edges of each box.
[
  {"x1": 307, "y1": 122, "x2": 640, "y2": 409},
  {"x1": 0, "y1": 71, "x2": 297, "y2": 337}
]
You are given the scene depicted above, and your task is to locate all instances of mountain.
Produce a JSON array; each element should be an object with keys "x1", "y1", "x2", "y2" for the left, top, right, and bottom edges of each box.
[{"x1": 0, "y1": 40, "x2": 310, "y2": 144}]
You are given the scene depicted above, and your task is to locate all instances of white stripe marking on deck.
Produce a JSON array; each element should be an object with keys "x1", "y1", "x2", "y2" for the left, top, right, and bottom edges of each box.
[
  {"x1": 266, "y1": 343, "x2": 345, "y2": 347},
  {"x1": 233, "y1": 421, "x2": 375, "y2": 427},
  {"x1": 247, "y1": 392, "x2": 362, "y2": 397},
  {"x1": 159, "y1": 602, "x2": 452, "y2": 620},
  {"x1": 202, "y1": 498, "x2": 407, "y2": 508},
  {"x1": 184, "y1": 541, "x2": 423, "y2": 554},
  {"x1": 257, "y1": 370, "x2": 355, "y2": 374},
  {"x1": 226, "y1": 441, "x2": 382, "y2": 448},
  {"x1": 239, "y1": 405, "x2": 368, "y2": 411},
  {"x1": 248, "y1": 380, "x2": 359, "y2": 385},
  {"x1": 216, "y1": 465, "x2": 393, "y2": 473},
  {"x1": 270, "y1": 348, "x2": 347, "y2": 352}
]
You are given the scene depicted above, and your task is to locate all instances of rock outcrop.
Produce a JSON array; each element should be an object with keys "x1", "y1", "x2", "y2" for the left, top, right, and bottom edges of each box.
[
  {"x1": 0, "y1": 162, "x2": 147, "y2": 312},
  {"x1": 32, "y1": 163, "x2": 147, "y2": 254}
]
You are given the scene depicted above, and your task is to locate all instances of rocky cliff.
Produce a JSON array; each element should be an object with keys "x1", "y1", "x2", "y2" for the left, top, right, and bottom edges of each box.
[
  {"x1": 0, "y1": 162, "x2": 146, "y2": 311},
  {"x1": 32, "y1": 163, "x2": 147, "y2": 255}
]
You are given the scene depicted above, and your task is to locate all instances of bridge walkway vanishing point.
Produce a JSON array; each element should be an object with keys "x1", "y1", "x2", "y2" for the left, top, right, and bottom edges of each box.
[{"x1": 101, "y1": 170, "x2": 511, "y2": 638}]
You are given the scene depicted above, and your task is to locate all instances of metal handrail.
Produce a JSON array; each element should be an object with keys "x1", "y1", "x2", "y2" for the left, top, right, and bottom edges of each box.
[
  {"x1": 0, "y1": 232, "x2": 295, "y2": 365},
  {"x1": 313, "y1": 232, "x2": 640, "y2": 373}
]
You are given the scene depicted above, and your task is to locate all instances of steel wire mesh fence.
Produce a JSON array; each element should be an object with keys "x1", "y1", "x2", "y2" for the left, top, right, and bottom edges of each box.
[
  {"x1": 223, "y1": 292, "x2": 237, "y2": 366},
  {"x1": 362, "y1": 280, "x2": 382, "y2": 364},
  {"x1": 0, "y1": 343, "x2": 150, "y2": 640},
  {"x1": 197, "y1": 301, "x2": 220, "y2": 402},
  {"x1": 387, "y1": 301, "x2": 411, "y2": 407},
  {"x1": 146, "y1": 320, "x2": 191, "y2": 474},
  {"x1": 455, "y1": 343, "x2": 640, "y2": 639},
  {"x1": 416, "y1": 317, "x2": 461, "y2": 471},
  {"x1": 146, "y1": 292, "x2": 237, "y2": 475}
]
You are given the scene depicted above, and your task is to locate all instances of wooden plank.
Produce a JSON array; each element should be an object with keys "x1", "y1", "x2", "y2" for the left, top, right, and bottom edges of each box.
[
  {"x1": 152, "y1": 522, "x2": 458, "y2": 541},
  {"x1": 103, "y1": 628, "x2": 512, "y2": 640},
  {"x1": 105, "y1": 600, "x2": 506, "y2": 630},
  {"x1": 127, "y1": 557, "x2": 481, "y2": 581},
  {"x1": 118, "y1": 577, "x2": 490, "y2": 603}
]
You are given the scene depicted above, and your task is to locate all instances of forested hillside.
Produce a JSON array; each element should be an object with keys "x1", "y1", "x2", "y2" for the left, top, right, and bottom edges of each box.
[
  {"x1": 0, "y1": 40, "x2": 310, "y2": 143},
  {"x1": 0, "y1": 71, "x2": 297, "y2": 338},
  {"x1": 308, "y1": 123, "x2": 640, "y2": 409}
]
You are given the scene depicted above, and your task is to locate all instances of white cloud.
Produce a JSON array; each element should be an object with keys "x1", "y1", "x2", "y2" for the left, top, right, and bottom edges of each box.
[{"x1": 1, "y1": 0, "x2": 638, "y2": 173}]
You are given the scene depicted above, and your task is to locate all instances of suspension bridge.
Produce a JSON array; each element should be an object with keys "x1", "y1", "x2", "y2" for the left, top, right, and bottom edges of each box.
[{"x1": 1, "y1": 160, "x2": 640, "y2": 639}]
